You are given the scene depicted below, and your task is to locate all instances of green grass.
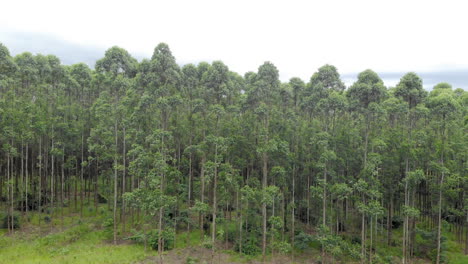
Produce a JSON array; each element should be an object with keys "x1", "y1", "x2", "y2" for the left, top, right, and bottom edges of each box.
[
  {"x1": 0, "y1": 221, "x2": 150, "y2": 264},
  {"x1": 0, "y1": 205, "x2": 151, "y2": 264},
  {"x1": 1, "y1": 207, "x2": 467, "y2": 264}
]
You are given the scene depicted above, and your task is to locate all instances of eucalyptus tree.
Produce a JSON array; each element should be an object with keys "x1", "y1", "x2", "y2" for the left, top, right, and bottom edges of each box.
[
  {"x1": 0, "y1": 43, "x2": 17, "y2": 91},
  {"x1": 426, "y1": 85, "x2": 461, "y2": 264},
  {"x1": 14, "y1": 52, "x2": 38, "y2": 94},
  {"x1": 246, "y1": 61, "x2": 280, "y2": 260},
  {"x1": 124, "y1": 129, "x2": 176, "y2": 264},
  {"x1": 347, "y1": 69, "x2": 387, "y2": 166},
  {"x1": 394, "y1": 72, "x2": 427, "y2": 264},
  {"x1": 95, "y1": 46, "x2": 138, "y2": 243}
]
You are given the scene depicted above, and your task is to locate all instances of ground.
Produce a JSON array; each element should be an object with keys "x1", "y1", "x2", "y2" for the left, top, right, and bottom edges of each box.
[{"x1": 0, "y1": 206, "x2": 466, "y2": 264}]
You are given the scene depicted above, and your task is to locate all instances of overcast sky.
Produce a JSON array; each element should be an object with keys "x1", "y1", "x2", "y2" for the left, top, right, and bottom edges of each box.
[{"x1": 1, "y1": 0, "x2": 467, "y2": 89}]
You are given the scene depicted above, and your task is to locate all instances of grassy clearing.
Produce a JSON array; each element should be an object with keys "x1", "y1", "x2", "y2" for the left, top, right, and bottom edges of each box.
[
  {"x1": 0, "y1": 221, "x2": 150, "y2": 264},
  {"x1": 0, "y1": 206, "x2": 151, "y2": 264}
]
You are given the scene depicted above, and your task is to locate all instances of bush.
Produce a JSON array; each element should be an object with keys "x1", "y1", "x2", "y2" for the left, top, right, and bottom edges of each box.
[
  {"x1": 126, "y1": 228, "x2": 175, "y2": 250},
  {"x1": 272, "y1": 241, "x2": 291, "y2": 254},
  {"x1": 295, "y1": 232, "x2": 313, "y2": 250},
  {"x1": 234, "y1": 235, "x2": 260, "y2": 256},
  {"x1": 1, "y1": 211, "x2": 21, "y2": 229},
  {"x1": 147, "y1": 228, "x2": 175, "y2": 250},
  {"x1": 186, "y1": 256, "x2": 199, "y2": 264},
  {"x1": 44, "y1": 215, "x2": 52, "y2": 223},
  {"x1": 202, "y1": 235, "x2": 212, "y2": 249},
  {"x1": 102, "y1": 218, "x2": 114, "y2": 240}
]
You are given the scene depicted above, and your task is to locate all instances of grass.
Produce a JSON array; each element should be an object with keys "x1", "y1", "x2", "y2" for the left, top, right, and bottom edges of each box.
[
  {"x1": 1, "y1": 205, "x2": 467, "y2": 264},
  {"x1": 0, "y1": 205, "x2": 151, "y2": 264}
]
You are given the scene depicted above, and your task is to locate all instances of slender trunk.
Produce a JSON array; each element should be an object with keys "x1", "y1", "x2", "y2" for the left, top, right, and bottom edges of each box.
[
  {"x1": 80, "y1": 133, "x2": 84, "y2": 218},
  {"x1": 387, "y1": 194, "x2": 393, "y2": 245},
  {"x1": 25, "y1": 143, "x2": 29, "y2": 217},
  {"x1": 436, "y1": 120, "x2": 446, "y2": 264},
  {"x1": 61, "y1": 146, "x2": 65, "y2": 230},
  {"x1": 211, "y1": 144, "x2": 218, "y2": 264},
  {"x1": 361, "y1": 197, "x2": 366, "y2": 264},
  {"x1": 122, "y1": 126, "x2": 126, "y2": 234},
  {"x1": 21, "y1": 141, "x2": 24, "y2": 215},
  {"x1": 113, "y1": 120, "x2": 118, "y2": 245},
  {"x1": 187, "y1": 138, "x2": 193, "y2": 244},
  {"x1": 262, "y1": 151, "x2": 268, "y2": 262},
  {"x1": 200, "y1": 155, "x2": 206, "y2": 238},
  {"x1": 322, "y1": 164, "x2": 327, "y2": 263},
  {"x1": 158, "y1": 130, "x2": 166, "y2": 264},
  {"x1": 39, "y1": 137, "x2": 42, "y2": 227},
  {"x1": 237, "y1": 189, "x2": 242, "y2": 254},
  {"x1": 291, "y1": 163, "x2": 296, "y2": 261},
  {"x1": 370, "y1": 215, "x2": 373, "y2": 264},
  {"x1": 7, "y1": 149, "x2": 11, "y2": 233},
  {"x1": 307, "y1": 172, "x2": 310, "y2": 228},
  {"x1": 51, "y1": 137, "x2": 55, "y2": 214}
]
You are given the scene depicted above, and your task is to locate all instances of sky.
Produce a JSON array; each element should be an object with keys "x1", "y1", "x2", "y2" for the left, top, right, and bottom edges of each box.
[{"x1": 1, "y1": 0, "x2": 468, "y2": 89}]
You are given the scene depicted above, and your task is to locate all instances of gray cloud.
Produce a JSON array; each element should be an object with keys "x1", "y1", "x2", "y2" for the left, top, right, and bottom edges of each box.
[
  {"x1": 1, "y1": 31, "x2": 467, "y2": 90},
  {"x1": 342, "y1": 70, "x2": 467, "y2": 90},
  {"x1": 1, "y1": 31, "x2": 147, "y2": 67}
]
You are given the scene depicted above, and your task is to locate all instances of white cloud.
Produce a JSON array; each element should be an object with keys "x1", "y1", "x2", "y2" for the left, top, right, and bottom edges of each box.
[{"x1": 2, "y1": 0, "x2": 468, "y2": 82}]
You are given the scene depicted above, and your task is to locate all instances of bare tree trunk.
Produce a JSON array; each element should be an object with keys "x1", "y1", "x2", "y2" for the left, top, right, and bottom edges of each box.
[
  {"x1": 39, "y1": 137, "x2": 42, "y2": 227},
  {"x1": 211, "y1": 144, "x2": 218, "y2": 264},
  {"x1": 61, "y1": 146, "x2": 65, "y2": 230},
  {"x1": 51, "y1": 137, "x2": 55, "y2": 215},
  {"x1": 113, "y1": 121, "x2": 118, "y2": 245},
  {"x1": 322, "y1": 164, "x2": 327, "y2": 263},
  {"x1": 307, "y1": 172, "x2": 310, "y2": 228},
  {"x1": 436, "y1": 170, "x2": 445, "y2": 264},
  {"x1": 262, "y1": 151, "x2": 268, "y2": 262},
  {"x1": 370, "y1": 216, "x2": 373, "y2": 264},
  {"x1": 21, "y1": 140, "x2": 24, "y2": 215},
  {"x1": 200, "y1": 155, "x2": 206, "y2": 238},
  {"x1": 25, "y1": 143, "x2": 29, "y2": 217},
  {"x1": 80, "y1": 133, "x2": 84, "y2": 218},
  {"x1": 436, "y1": 118, "x2": 446, "y2": 264},
  {"x1": 291, "y1": 163, "x2": 296, "y2": 261},
  {"x1": 7, "y1": 149, "x2": 11, "y2": 233},
  {"x1": 387, "y1": 194, "x2": 393, "y2": 245},
  {"x1": 122, "y1": 126, "x2": 126, "y2": 234}
]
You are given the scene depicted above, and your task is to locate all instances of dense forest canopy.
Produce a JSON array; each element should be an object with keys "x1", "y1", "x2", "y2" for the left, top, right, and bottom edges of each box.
[{"x1": 0, "y1": 42, "x2": 467, "y2": 263}]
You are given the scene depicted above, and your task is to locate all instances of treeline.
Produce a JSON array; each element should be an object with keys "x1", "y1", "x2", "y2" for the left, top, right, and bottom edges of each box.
[{"x1": 0, "y1": 42, "x2": 466, "y2": 263}]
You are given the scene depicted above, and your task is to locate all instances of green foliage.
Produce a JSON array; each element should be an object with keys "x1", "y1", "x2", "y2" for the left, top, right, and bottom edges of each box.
[
  {"x1": 294, "y1": 232, "x2": 314, "y2": 250},
  {"x1": 0, "y1": 42, "x2": 466, "y2": 264},
  {"x1": 1, "y1": 211, "x2": 21, "y2": 229}
]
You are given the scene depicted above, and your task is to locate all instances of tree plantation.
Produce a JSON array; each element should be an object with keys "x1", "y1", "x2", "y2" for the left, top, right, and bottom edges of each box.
[{"x1": 0, "y1": 42, "x2": 467, "y2": 264}]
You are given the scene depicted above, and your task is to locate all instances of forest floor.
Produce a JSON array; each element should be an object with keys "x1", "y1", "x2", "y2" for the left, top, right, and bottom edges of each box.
[{"x1": 1, "y1": 206, "x2": 467, "y2": 264}]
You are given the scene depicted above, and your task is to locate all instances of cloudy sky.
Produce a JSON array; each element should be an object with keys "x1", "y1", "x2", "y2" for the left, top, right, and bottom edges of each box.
[{"x1": 1, "y1": 0, "x2": 467, "y2": 89}]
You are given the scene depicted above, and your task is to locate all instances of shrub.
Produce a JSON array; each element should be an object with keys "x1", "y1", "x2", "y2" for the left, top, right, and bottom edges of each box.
[
  {"x1": 234, "y1": 235, "x2": 260, "y2": 256},
  {"x1": 295, "y1": 232, "x2": 313, "y2": 250},
  {"x1": 146, "y1": 228, "x2": 175, "y2": 250},
  {"x1": 44, "y1": 215, "x2": 52, "y2": 223},
  {"x1": 1, "y1": 211, "x2": 21, "y2": 229},
  {"x1": 202, "y1": 235, "x2": 212, "y2": 249},
  {"x1": 102, "y1": 218, "x2": 114, "y2": 240},
  {"x1": 186, "y1": 256, "x2": 199, "y2": 264}
]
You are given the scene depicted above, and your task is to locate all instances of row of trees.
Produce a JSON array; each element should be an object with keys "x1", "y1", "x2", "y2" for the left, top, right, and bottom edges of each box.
[{"x1": 1, "y1": 42, "x2": 466, "y2": 263}]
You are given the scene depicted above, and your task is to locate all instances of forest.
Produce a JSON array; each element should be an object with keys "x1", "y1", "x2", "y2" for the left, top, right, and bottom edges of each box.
[{"x1": 0, "y1": 42, "x2": 467, "y2": 264}]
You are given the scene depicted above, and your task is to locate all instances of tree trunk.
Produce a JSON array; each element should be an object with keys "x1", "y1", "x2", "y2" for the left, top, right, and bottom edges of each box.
[
  {"x1": 262, "y1": 151, "x2": 268, "y2": 262},
  {"x1": 200, "y1": 155, "x2": 206, "y2": 238},
  {"x1": 25, "y1": 143, "x2": 29, "y2": 218},
  {"x1": 122, "y1": 126, "x2": 126, "y2": 234},
  {"x1": 113, "y1": 120, "x2": 118, "y2": 245},
  {"x1": 80, "y1": 133, "x2": 84, "y2": 218},
  {"x1": 211, "y1": 144, "x2": 218, "y2": 264}
]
